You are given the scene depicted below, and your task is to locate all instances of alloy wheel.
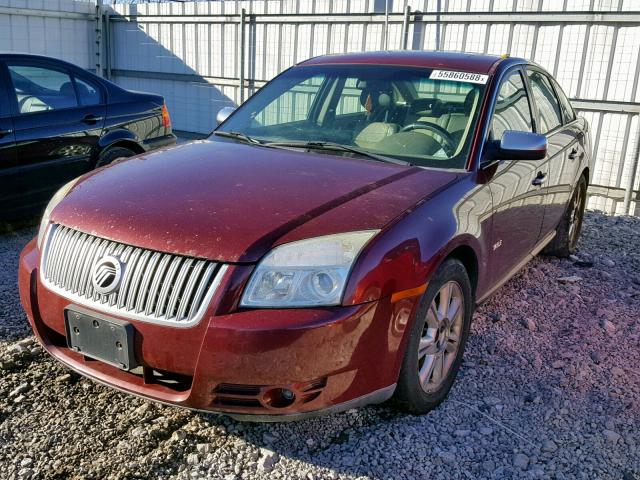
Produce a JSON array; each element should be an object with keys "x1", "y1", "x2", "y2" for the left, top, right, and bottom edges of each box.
[
  {"x1": 568, "y1": 181, "x2": 586, "y2": 249},
  {"x1": 417, "y1": 281, "x2": 464, "y2": 393}
]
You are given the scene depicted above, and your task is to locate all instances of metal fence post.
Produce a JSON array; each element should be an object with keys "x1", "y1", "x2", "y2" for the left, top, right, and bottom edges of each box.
[
  {"x1": 401, "y1": 5, "x2": 410, "y2": 50},
  {"x1": 104, "y1": 10, "x2": 111, "y2": 80},
  {"x1": 435, "y1": 0, "x2": 442, "y2": 51},
  {"x1": 238, "y1": 8, "x2": 246, "y2": 104},
  {"x1": 95, "y1": 0, "x2": 103, "y2": 77},
  {"x1": 383, "y1": 0, "x2": 389, "y2": 50}
]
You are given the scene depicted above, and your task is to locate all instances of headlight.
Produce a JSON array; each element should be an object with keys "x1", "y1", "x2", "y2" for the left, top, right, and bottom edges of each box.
[
  {"x1": 240, "y1": 230, "x2": 378, "y2": 308},
  {"x1": 37, "y1": 178, "x2": 80, "y2": 249}
]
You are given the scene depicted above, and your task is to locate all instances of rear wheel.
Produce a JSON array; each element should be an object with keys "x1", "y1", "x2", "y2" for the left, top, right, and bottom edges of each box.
[
  {"x1": 96, "y1": 146, "x2": 136, "y2": 168},
  {"x1": 393, "y1": 259, "x2": 473, "y2": 414},
  {"x1": 543, "y1": 175, "x2": 587, "y2": 258}
]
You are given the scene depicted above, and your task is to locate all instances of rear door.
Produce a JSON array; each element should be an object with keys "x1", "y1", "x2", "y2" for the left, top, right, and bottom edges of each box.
[
  {"x1": 528, "y1": 70, "x2": 584, "y2": 235},
  {"x1": 5, "y1": 58, "x2": 106, "y2": 212},
  {"x1": 0, "y1": 61, "x2": 17, "y2": 213},
  {"x1": 486, "y1": 67, "x2": 548, "y2": 286}
]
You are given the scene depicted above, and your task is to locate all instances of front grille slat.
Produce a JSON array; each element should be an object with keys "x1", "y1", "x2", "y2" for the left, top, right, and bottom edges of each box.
[
  {"x1": 145, "y1": 254, "x2": 171, "y2": 316},
  {"x1": 166, "y1": 258, "x2": 194, "y2": 320},
  {"x1": 40, "y1": 225, "x2": 222, "y2": 326},
  {"x1": 126, "y1": 250, "x2": 150, "y2": 311},
  {"x1": 135, "y1": 251, "x2": 161, "y2": 313},
  {"x1": 63, "y1": 232, "x2": 85, "y2": 289},
  {"x1": 188, "y1": 263, "x2": 216, "y2": 320},
  {"x1": 77, "y1": 235, "x2": 100, "y2": 295},
  {"x1": 155, "y1": 256, "x2": 183, "y2": 318},
  {"x1": 118, "y1": 247, "x2": 141, "y2": 309},
  {"x1": 176, "y1": 260, "x2": 205, "y2": 321},
  {"x1": 45, "y1": 226, "x2": 63, "y2": 281}
]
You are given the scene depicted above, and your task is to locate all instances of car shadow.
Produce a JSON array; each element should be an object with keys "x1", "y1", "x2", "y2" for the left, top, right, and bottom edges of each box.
[{"x1": 107, "y1": 4, "x2": 238, "y2": 135}]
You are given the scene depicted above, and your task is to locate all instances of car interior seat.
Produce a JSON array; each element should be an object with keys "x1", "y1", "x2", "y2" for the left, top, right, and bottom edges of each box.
[{"x1": 354, "y1": 82, "x2": 399, "y2": 149}]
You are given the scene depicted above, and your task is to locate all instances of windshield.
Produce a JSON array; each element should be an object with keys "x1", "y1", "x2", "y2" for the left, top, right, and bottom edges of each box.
[{"x1": 216, "y1": 64, "x2": 488, "y2": 169}]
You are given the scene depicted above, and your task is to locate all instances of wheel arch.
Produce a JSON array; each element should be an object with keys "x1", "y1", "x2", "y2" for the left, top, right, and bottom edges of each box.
[
  {"x1": 102, "y1": 139, "x2": 145, "y2": 156},
  {"x1": 444, "y1": 244, "x2": 479, "y2": 301}
]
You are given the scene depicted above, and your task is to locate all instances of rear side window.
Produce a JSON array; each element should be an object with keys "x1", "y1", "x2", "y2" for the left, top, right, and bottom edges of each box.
[
  {"x1": 8, "y1": 64, "x2": 78, "y2": 113},
  {"x1": 551, "y1": 78, "x2": 576, "y2": 124},
  {"x1": 491, "y1": 70, "x2": 534, "y2": 140},
  {"x1": 527, "y1": 70, "x2": 563, "y2": 134},
  {"x1": 73, "y1": 75, "x2": 101, "y2": 106}
]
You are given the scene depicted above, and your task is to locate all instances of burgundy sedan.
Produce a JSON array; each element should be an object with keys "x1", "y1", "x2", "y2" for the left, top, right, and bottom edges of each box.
[{"x1": 19, "y1": 51, "x2": 591, "y2": 420}]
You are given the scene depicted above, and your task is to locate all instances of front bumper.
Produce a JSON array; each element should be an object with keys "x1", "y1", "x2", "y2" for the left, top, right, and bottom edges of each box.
[{"x1": 19, "y1": 238, "x2": 419, "y2": 421}]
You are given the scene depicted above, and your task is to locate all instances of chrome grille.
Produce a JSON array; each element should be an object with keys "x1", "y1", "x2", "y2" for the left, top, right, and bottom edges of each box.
[{"x1": 40, "y1": 224, "x2": 226, "y2": 326}]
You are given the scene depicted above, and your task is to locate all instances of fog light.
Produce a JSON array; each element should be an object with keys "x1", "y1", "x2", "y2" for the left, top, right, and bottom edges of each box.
[
  {"x1": 262, "y1": 387, "x2": 296, "y2": 408},
  {"x1": 282, "y1": 389, "x2": 294, "y2": 400}
]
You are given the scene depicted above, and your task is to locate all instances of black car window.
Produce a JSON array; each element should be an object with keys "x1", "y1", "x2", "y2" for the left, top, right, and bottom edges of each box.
[
  {"x1": 7, "y1": 64, "x2": 78, "y2": 114},
  {"x1": 527, "y1": 70, "x2": 563, "y2": 134},
  {"x1": 550, "y1": 77, "x2": 576, "y2": 124},
  {"x1": 491, "y1": 70, "x2": 534, "y2": 140},
  {"x1": 73, "y1": 75, "x2": 102, "y2": 106}
]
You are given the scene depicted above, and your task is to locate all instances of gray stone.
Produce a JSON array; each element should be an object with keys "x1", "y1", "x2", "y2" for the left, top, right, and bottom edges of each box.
[
  {"x1": 513, "y1": 453, "x2": 530, "y2": 470},
  {"x1": 603, "y1": 430, "x2": 621, "y2": 443}
]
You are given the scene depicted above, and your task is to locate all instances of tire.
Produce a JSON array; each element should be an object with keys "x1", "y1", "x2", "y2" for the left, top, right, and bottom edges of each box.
[
  {"x1": 543, "y1": 175, "x2": 587, "y2": 258},
  {"x1": 393, "y1": 258, "x2": 473, "y2": 414},
  {"x1": 96, "y1": 147, "x2": 136, "y2": 168}
]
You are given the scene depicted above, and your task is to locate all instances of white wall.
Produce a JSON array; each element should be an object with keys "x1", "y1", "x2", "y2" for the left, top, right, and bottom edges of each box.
[{"x1": 0, "y1": 0, "x2": 96, "y2": 69}]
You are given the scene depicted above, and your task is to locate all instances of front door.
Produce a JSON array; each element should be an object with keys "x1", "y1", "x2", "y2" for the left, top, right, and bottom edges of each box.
[
  {"x1": 486, "y1": 68, "x2": 548, "y2": 286},
  {"x1": 3, "y1": 59, "x2": 106, "y2": 214}
]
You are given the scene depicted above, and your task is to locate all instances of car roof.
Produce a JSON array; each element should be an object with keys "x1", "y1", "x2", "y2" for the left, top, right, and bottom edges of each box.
[
  {"x1": 0, "y1": 52, "x2": 85, "y2": 69},
  {"x1": 299, "y1": 50, "x2": 522, "y2": 75}
]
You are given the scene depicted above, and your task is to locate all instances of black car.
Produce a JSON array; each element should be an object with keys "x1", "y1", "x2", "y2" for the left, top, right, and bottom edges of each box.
[{"x1": 0, "y1": 53, "x2": 176, "y2": 219}]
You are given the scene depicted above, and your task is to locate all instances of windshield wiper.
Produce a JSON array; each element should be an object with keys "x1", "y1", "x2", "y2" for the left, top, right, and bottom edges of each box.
[
  {"x1": 265, "y1": 141, "x2": 411, "y2": 166},
  {"x1": 213, "y1": 130, "x2": 262, "y2": 145}
]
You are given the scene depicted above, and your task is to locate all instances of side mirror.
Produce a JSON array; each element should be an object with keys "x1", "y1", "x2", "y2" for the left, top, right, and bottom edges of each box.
[
  {"x1": 494, "y1": 130, "x2": 547, "y2": 161},
  {"x1": 216, "y1": 106, "x2": 236, "y2": 125}
]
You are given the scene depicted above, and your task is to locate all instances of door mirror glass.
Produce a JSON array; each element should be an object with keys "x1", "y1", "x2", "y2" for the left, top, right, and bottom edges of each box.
[
  {"x1": 495, "y1": 130, "x2": 547, "y2": 161},
  {"x1": 216, "y1": 106, "x2": 236, "y2": 125}
]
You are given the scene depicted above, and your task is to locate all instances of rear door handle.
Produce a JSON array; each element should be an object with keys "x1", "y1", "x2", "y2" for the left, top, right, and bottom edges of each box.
[
  {"x1": 568, "y1": 148, "x2": 578, "y2": 160},
  {"x1": 532, "y1": 172, "x2": 547, "y2": 186},
  {"x1": 0, "y1": 128, "x2": 13, "y2": 137},
  {"x1": 81, "y1": 114, "x2": 103, "y2": 125}
]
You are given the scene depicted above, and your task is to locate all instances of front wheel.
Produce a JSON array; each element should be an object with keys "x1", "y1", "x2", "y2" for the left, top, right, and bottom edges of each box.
[
  {"x1": 543, "y1": 175, "x2": 587, "y2": 258},
  {"x1": 393, "y1": 259, "x2": 473, "y2": 414}
]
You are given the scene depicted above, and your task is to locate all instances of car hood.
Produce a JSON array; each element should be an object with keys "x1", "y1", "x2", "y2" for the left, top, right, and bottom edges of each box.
[{"x1": 51, "y1": 140, "x2": 458, "y2": 262}]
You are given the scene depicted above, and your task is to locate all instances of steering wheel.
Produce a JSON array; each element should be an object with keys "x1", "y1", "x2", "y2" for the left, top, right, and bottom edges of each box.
[{"x1": 400, "y1": 122, "x2": 456, "y2": 156}]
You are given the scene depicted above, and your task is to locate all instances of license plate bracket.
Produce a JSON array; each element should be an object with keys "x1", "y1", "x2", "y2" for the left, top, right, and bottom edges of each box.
[{"x1": 64, "y1": 307, "x2": 138, "y2": 371}]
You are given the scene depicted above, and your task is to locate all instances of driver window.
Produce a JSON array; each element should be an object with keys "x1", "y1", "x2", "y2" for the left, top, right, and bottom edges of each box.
[
  {"x1": 491, "y1": 71, "x2": 534, "y2": 140},
  {"x1": 253, "y1": 74, "x2": 325, "y2": 127},
  {"x1": 8, "y1": 64, "x2": 78, "y2": 114}
]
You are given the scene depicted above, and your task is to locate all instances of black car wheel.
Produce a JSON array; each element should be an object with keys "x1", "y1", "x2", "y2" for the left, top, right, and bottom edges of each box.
[
  {"x1": 543, "y1": 175, "x2": 587, "y2": 258},
  {"x1": 97, "y1": 147, "x2": 137, "y2": 168},
  {"x1": 393, "y1": 258, "x2": 473, "y2": 414}
]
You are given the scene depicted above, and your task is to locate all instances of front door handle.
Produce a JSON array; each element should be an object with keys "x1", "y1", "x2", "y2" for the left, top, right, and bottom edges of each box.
[
  {"x1": 568, "y1": 148, "x2": 578, "y2": 160},
  {"x1": 81, "y1": 114, "x2": 103, "y2": 125},
  {"x1": 532, "y1": 172, "x2": 547, "y2": 186},
  {"x1": 0, "y1": 128, "x2": 13, "y2": 137}
]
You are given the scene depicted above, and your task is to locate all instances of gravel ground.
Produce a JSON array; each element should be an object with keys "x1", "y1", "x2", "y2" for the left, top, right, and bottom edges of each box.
[{"x1": 1, "y1": 211, "x2": 639, "y2": 480}]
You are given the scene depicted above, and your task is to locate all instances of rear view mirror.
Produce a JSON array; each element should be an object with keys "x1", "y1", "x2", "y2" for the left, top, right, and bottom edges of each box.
[
  {"x1": 216, "y1": 106, "x2": 236, "y2": 125},
  {"x1": 495, "y1": 130, "x2": 547, "y2": 161}
]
